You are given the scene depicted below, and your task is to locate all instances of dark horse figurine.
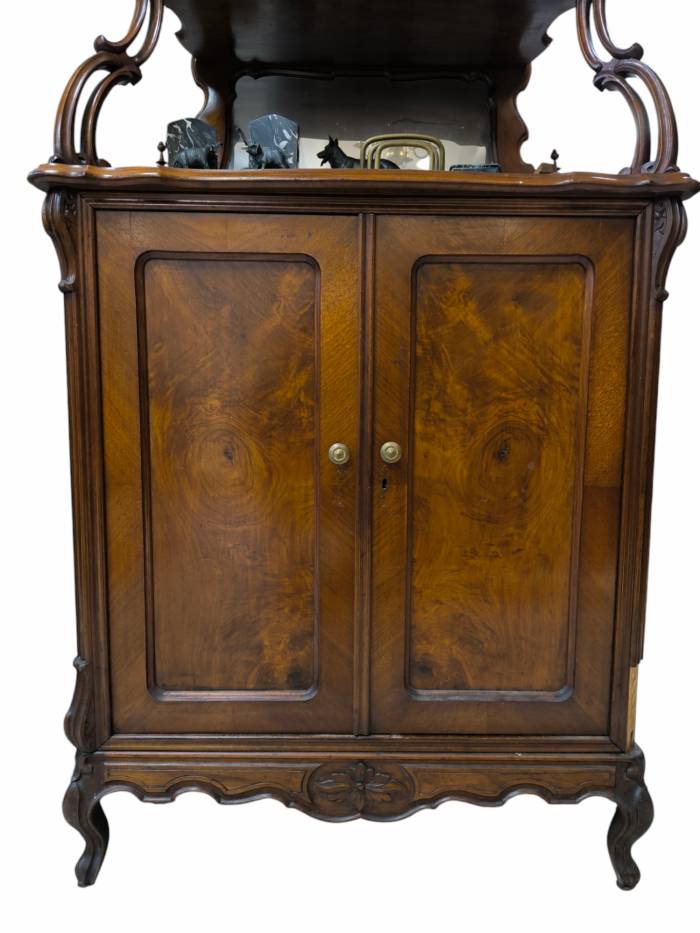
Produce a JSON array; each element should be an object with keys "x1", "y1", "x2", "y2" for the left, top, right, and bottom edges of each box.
[{"x1": 317, "y1": 136, "x2": 399, "y2": 169}]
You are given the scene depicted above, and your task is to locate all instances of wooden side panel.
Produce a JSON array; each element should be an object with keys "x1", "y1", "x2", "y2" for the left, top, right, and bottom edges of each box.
[
  {"x1": 409, "y1": 259, "x2": 589, "y2": 695},
  {"x1": 98, "y1": 212, "x2": 360, "y2": 734},
  {"x1": 141, "y1": 256, "x2": 318, "y2": 693}
]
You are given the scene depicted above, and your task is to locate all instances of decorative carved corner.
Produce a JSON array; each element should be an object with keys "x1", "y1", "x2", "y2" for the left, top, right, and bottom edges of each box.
[
  {"x1": 52, "y1": 0, "x2": 164, "y2": 165},
  {"x1": 652, "y1": 198, "x2": 688, "y2": 303},
  {"x1": 307, "y1": 760, "x2": 416, "y2": 818},
  {"x1": 42, "y1": 191, "x2": 79, "y2": 295},
  {"x1": 576, "y1": 0, "x2": 679, "y2": 174},
  {"x1": 65, "y1": 656, "x2": 97, "y2": 754}
]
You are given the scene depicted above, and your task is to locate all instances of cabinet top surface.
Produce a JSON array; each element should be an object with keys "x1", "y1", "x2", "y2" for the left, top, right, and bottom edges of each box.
[
  {"x1": 27, "y1": 164, "x2": 700, "y2": 200},
  {"x1": 166, "y1": 0, "x2": 577, "y2": 68}
]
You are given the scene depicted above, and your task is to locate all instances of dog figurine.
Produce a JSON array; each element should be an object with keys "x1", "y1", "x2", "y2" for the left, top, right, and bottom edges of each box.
[{"x1": 317, "y1": 136, "x2": 399, "y2": 170}]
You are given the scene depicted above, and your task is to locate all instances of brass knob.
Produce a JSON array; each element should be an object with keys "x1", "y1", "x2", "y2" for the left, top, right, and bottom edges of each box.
[
  {"x1": 328, "y1": 443, "x2": 351, "y2": 466},
  {"x1": 380, "y1": 441, "x2": 402, "y2": 464}
]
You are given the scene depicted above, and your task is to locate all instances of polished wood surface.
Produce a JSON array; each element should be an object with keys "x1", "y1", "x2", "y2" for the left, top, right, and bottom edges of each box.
[
  {"x1": 407, "y1": 259, "x2": 588, "y2": 695},
  {"x1": 38, "y1": 179, "x2": 692, "y2": 888},
  {"x1": 371, "y1": 214, "x2": 633, "y2": 734},
  {"x1": 97, "y1": 211, "x2": 360, "y2": 733},
  {"x1": 29, "y1": 164, "x2": 700, "y2": 199},
  {"x1": 33, "y1": 0, "x2": 697, "y2": 891},
  {"x1": 167, "y1": 0, "x2": 577, "y2": 68},
  {"x1": 142, "y1": 256, "x2": 318, "y2": 694}
]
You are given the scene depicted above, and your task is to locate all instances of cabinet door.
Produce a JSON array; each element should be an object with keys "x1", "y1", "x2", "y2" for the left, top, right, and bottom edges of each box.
[
  {"x1": 371, "y1": 214, "x2": 635, "y2": 735},
  {"x1": 98, "y1": 212, "x2": 359, "y2": 734}
]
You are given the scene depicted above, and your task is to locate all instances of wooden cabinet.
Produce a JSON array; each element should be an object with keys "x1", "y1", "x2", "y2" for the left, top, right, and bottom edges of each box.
[{"x1": 31, "y1": 0, "x2": 698, "y2": 890}]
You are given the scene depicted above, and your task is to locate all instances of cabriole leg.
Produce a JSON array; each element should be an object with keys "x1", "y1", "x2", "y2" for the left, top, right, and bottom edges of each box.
[
  {"x1": 63, "y1": 756, "x2": 109, "y2": 887},
  {"x1": 608, "y1": 747, "x2": 654, "y2": 890}
]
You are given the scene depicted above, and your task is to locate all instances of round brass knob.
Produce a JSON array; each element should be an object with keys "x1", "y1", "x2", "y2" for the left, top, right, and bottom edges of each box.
[
  {"x1": 328, "y1": 443, "x2": 351, "y2": 466},
  {"x1": 380, "y1": 441, "x2": 403, "y2": 464}
]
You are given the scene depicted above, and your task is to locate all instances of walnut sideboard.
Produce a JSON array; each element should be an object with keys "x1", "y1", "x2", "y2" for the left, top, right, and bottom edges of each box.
[{"x1": 29, "y1": 0, "x2": 698, "y2": 888}]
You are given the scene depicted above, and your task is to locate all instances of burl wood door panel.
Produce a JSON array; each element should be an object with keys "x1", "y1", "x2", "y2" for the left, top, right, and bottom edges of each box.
[
  {"x1": 372, "y1": 215, "x2": 635, "y2": 735},
  {"x1": 97, "y1": 212, "x2": 359, "y2": 733}
]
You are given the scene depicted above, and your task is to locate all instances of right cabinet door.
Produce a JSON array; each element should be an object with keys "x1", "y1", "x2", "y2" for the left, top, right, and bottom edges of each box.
[{"x1": 371, "y1": 213, "x2": 636, "y2": 735}]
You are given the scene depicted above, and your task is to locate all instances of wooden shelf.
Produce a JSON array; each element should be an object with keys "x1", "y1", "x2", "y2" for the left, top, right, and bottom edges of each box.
[
  {"x1": 167, "y1": 0, "x2": 577, "y2": 69},
  {"x1": 28, "y1": 164, "x2": 700, "y2": 199}
]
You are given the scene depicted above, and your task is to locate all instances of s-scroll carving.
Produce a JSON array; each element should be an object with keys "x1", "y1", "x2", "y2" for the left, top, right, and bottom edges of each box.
[
  {"x1": 52, "y1": 0, "x2": 164, "y2": 165},
  {"x1": 652, "y1": 198, "x2": 688, "y2": 304},
  {"x1": 65, "y1": 655, "x2": 97, "y2": 754},
  {"x1": 576, "y1": 0, "x2": 679, "y2": 174},
  {"x1": 42, "y1": 191, "x2": 79, "y2": 295},
  {"x1": 307, "y1": 760, "x2": 416, "y2": 818}
]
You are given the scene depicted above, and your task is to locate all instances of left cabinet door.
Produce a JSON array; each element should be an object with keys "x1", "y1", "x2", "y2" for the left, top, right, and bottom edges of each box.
[{"x1": 96, "y1": 211, "x2": 360, "y2": 734}]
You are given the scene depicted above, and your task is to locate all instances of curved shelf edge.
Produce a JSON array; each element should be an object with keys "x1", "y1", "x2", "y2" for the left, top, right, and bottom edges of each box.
[{"x1": 27, "y1": 164, "x2": 700, "y2": 199}]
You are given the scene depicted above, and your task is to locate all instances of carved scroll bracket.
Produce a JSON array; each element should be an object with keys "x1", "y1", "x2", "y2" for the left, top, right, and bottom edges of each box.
[
  {"x1": 42, "y1": 191, "x2": 79, "y2": 294},
  {"x1": 652, "y1": 197, "x2": 688, "y2": 303},
  {"x1": 576, "y1": 0, "x2": 679, "y2": 174},
  {"x1": 52, "y1": 0, "x2": 164, "y2": 165},
  {"x1": 65, "y1": 656, "x2": 97, "y2": 754}
]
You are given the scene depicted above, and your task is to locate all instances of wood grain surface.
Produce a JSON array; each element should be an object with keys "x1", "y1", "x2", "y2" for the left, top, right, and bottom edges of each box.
[
  {"x1": 408, "y1": 258, "x2": 590, "y2": 695},
  {"x1": 98, "y1": 211, "x2": 360, "y2": 733},
  {"x1": 371, "y1": 214, "x2": 634, "y2": 734},
  {"x1": 140, "y1": 255, "x2": 319, "y2": 693}
]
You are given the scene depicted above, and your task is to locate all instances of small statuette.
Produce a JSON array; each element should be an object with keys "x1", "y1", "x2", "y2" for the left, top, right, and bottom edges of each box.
[
  {"x1": 166, "y1": 117, "x2": 220, "y2": 168},
  {"x1": 171, "y1": 143, "x2": 222, "y2": 169},
  {"x1": 156, "y1": 141, "x2": 166, "y2": 167},
  {"x1": 241, "y1": 114, "x2": 299, "y2": 169},
  {"x1": 318, "y1": 136, "x2": 398, "y2": 170}
]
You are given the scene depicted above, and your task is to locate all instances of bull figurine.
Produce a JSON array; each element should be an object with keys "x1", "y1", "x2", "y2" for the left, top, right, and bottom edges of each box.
[
  {"x1": 172, "y1": 142, "x2": 222, "y2": 169},
  {"x1": 245, "y1": 142, "x2": 290, "y2": 169}
]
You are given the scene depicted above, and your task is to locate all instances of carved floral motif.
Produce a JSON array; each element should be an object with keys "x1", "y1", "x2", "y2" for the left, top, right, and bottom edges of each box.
[{"x1": 308, "y1": 760, "x2": 415, "y2": 817}]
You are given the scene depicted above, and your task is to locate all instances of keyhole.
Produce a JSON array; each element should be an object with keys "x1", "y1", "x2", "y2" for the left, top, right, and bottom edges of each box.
[{"x1": 381, "y1": 478, "x2": 389, "y2": 491}]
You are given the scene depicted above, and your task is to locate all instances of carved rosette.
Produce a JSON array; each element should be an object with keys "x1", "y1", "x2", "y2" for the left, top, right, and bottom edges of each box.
[{"x1": 307, "y1": 760, "x2": 416, "y2": 818}]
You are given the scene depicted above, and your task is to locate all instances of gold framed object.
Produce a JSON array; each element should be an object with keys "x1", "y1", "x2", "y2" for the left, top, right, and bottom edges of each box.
[{"x1": 360, "y1": 134, "x2": 446, "y2": 170}]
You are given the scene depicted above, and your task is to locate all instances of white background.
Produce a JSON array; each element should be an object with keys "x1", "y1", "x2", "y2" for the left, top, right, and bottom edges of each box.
[{"x1": 1, "y1": 1, "x2": 698, "y2": 929}]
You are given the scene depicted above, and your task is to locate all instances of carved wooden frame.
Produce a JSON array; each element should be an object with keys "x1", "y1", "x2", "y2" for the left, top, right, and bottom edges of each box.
[
  {"x1": 52, "y1": 0, "x2": 164, "y2": 165},
  {"x1": 576, "y1": 0, "x2": 679, "y2": 173},
  {"x1": 50, "y1": 0, "x2": 683, "y2": 174},
  {"x1": 68, "y1": 745, "x2": 652, "y2": 889}
]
